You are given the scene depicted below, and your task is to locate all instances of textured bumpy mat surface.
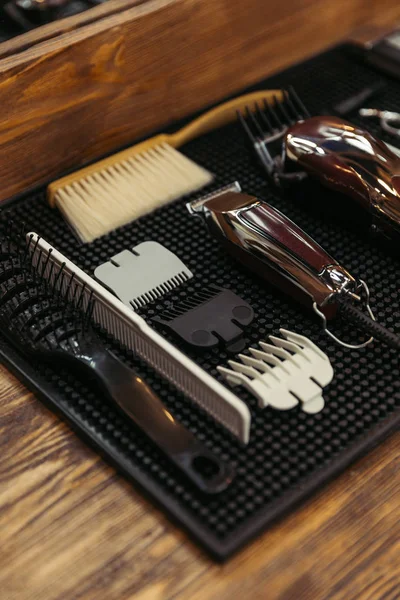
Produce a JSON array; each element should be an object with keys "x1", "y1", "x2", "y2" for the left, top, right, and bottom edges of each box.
[{"x1": 2, "y1": 45, "x2": 399, "y2": 560}]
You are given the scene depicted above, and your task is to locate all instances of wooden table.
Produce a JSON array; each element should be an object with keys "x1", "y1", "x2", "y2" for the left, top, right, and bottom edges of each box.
[
  {"x1": 1, "y1": 363, "x2": 399, "y2": 600},
  {"x1": 1, "y1": 4, "x2": 400, "y2": 599}
]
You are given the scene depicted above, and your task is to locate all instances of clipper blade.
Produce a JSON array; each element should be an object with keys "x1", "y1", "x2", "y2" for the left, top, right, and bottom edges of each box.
[{"x1": 186, "y1": 181, "x2": 242, "y2": 215}]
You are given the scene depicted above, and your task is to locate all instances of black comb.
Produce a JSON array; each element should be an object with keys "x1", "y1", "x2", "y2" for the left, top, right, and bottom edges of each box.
[
  {"x1": 152, "y1": 285, "x2": 254, "y2": 353},
  {"x1": 237, "y1": 87, "x2": 311, "y2": 184},
  {"x1": 237, "y1": 87, "x2": 310, "y2": 145}
]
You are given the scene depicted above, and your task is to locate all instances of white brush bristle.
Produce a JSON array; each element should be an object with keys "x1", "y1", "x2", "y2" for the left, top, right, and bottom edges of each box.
[{"x1": 54, "y1": 143, "x2": 213, "y2": 243}]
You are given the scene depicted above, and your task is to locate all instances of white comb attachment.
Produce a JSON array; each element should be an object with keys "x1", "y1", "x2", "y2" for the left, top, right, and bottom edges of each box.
[
  {"x1": 94, "y1": 241, "x2": 193, "y2": 310},
  {"x1": 218, "y1": 329, "x2": 334, "y2": 414},
  {"x1": 54, "y1": 143, "x2": 214, "y2": 243}
]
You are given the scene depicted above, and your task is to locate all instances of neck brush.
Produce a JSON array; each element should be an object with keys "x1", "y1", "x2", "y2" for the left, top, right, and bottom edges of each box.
[
  {"x1": 0, "y1": 222, "x2": 234, "y2": 493},
  {"x1": 47, "y1": 90, "x2": 283, "y2": 243}
]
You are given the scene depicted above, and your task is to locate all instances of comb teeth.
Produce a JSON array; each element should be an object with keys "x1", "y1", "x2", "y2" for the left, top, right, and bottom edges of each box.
[
  {"x1": 156, "y1": 285, "x2": 220, "y2": 320},
  {"x1": 218, "y1": 329, "x2": 333, "y2": 414},
  {"x1": 52, "y1": 143, "x2": 214, "y2": 243},
  {"x1": 238, "y1": 87, "x2": 310, "y2": 142},
  {"x1": 129, "y1": 271, "x2": 191, "y2": 310},
  {"x1": 0, "y1": 234, "x2": 95, "y2": 355}
]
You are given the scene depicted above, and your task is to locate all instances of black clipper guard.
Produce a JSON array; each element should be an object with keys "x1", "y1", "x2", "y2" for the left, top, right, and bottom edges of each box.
[{"x1": 152, "y1": 285, "x2": 254, "y2": 353}]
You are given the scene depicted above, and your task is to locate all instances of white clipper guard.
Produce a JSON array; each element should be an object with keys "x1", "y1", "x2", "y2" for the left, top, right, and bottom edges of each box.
[
  {"x1": 217, "y1": 329, "x2": 334, "y2": 414},
  {"x1": 94, "y1": 241, "x2": 193, "y2": 310}
]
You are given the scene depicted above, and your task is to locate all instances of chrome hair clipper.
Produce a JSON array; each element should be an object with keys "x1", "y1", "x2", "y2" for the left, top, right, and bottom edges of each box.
[{"x1": 187, "y1": 183, "x2": 387, "y2": 350}]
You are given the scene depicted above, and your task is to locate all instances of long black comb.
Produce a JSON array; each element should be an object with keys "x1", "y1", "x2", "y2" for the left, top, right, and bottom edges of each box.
[{"x1": 237, "y1": 87, "x2": 310, "y2": 180}]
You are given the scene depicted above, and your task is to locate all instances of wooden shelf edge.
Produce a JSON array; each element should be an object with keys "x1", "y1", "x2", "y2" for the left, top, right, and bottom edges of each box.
[{"x1": 1, "y1": 0, "x2": 400, "y2": 201}]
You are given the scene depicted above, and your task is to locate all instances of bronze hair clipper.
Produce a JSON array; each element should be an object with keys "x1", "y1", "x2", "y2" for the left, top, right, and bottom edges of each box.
[{"x1": 238, "y1": 88, "x2": 400, "y2": 243}]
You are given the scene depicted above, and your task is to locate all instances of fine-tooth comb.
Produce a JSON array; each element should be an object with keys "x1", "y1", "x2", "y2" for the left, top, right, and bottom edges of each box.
[
  {"x1": 26, "y1": 232, "x2": 251, "y2": 443},
  {"x1": 217, "y1": 329, "x2": 334, "y2": 414},
  {"x1": 94, "y1": 241, "x2": 193, "y2": 310},
  {"x1": 152, "y1": 285, "x2": 254, "y2": 353},
  {"x1": 0, "y1": 227, "x2": 233, "y2": 493}
]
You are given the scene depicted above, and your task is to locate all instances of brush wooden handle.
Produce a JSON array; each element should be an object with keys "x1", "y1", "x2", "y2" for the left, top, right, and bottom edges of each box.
[
  {"x1": 168, "y1": 89, "x2": 284, "y2": 147},
  {"x1": 48, "y1": 89, "x2": 282, "y2": 206}
]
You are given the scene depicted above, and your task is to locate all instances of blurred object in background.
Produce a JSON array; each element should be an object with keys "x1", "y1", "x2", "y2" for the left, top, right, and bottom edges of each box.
[{"x1": 0, "y1": 0, "x2": 107, "y2": 40}]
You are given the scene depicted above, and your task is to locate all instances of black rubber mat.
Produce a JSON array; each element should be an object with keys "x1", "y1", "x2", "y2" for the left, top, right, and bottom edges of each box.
[{"x1": 2, "y1": 44, "x2": 399, "y2": 560}]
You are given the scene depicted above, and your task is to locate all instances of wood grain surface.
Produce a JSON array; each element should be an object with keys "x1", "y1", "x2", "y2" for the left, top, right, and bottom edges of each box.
[
  {"x1": 0, "y1": 360, "x2": 399, "y2": 600},
  {"x1": 1, "y1": 0, "x2": 400, "y2": 201},
  {"x1": 0, "y1": 0, "x2": 150, "y2": 59}
]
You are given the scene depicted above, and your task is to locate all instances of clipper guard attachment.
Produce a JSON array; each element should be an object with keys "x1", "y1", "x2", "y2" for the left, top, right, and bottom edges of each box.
[
  {"x1": 237, "y1": 87, "x2": 310, "y2": 184},
  {"x1": 218, "y1": 329, "x2": 334, "y2": 414},
  {"x1": 94, "y1": 241, "x2": 193, "y2": 310},
  {"x1": 152, "y1": 285, "x2": 254, "y2": 352}
]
